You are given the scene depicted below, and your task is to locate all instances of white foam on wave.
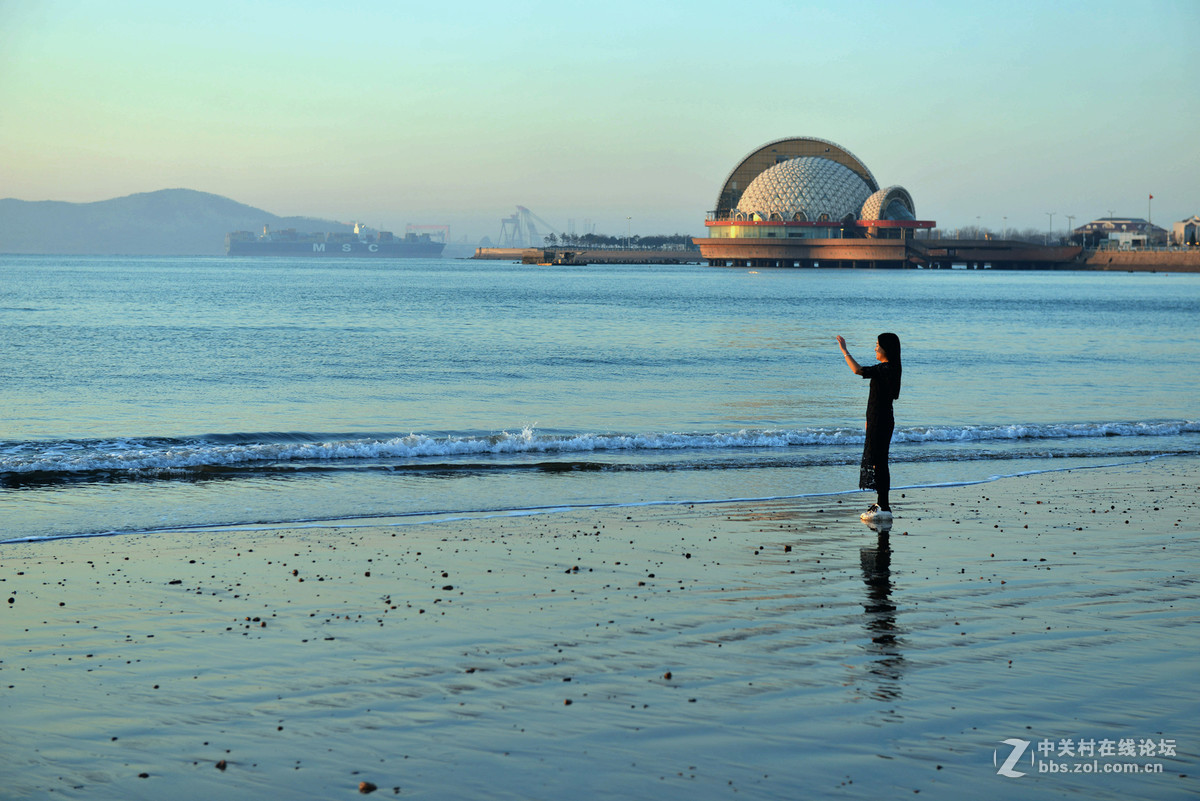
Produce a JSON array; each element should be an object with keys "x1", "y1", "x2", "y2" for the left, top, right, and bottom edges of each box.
[
  {"x1": 2, "y1": 420, "x2": 1196, "y2": 475},
  {"x1": 899, "y1": 420, "x2": 1199, "y2": 443}
]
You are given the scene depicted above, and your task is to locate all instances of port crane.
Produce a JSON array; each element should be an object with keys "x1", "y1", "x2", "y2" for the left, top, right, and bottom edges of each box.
[{"x1": 497, "y1": 206, "x2": 559, "y2": 247}]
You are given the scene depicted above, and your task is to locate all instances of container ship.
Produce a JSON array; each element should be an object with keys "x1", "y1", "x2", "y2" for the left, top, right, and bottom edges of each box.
[{"x1": 226, "y1": 223, "x2": 445, "y2": 257}]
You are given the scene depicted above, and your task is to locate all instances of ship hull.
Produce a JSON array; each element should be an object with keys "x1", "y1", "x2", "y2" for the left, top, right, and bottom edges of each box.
[{"x1": 226, "y1": 240, "x2": 445, "y2": 257}]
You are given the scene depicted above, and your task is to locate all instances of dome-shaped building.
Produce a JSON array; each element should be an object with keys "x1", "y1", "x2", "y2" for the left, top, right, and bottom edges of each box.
[
  {"x1": 701, "y1": 137, "x2": 933, "y2": 256},
  {"x1": 734, "y1": 157, "x2": 874, "y2": 223},
  {"x1": 693, "y1": 139, "x2": 1096, "y2": 269}
]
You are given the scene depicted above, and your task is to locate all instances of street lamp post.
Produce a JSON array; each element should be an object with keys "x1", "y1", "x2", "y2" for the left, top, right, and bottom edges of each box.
[
  {"x1": 1003, "y1": 216, "x2": 1007, "y2": 240},
  {"x1": 1066, "y1": 215, "x2": 1075, "y2": 245},
  {"x1": 1046, "y1": 212, "x2": 1055, "y2": 245},
  {"x1": 626, "y1": 216, "x2": 631, "y2": 250}
]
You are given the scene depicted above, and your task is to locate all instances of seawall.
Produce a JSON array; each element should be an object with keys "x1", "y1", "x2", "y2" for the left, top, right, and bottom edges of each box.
[{"x1": 1081, "y1": 249, "x2": 1200, "y2": 272}]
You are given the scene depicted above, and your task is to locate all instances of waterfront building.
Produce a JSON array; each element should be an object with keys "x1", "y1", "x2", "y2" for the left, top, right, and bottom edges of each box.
[
  {"x1": 1073, "y1": 217, "x2": 1168, "y2": 248},
  {"x1": 690, "y1": 137, "x2": 1197, "y2": 269},
  {"x1": 1172, "y1": 215, "x2": 1200, "y2": 246},
  {"x1": 694, "y1": 137, "x2": 936, "y2": 267}
]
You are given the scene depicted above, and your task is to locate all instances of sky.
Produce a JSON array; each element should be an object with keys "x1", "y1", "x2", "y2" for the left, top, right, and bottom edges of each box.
[{"x1": 2, "y1": 0, "x2": 1198, "y2": 243}]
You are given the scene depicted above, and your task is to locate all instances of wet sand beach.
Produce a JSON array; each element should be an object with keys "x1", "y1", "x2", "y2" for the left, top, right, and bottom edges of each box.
[{"x1": 2, "y1": 457, "x2": 1198, "y2": 800}]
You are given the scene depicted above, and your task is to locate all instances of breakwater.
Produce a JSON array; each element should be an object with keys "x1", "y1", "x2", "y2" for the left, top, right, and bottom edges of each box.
[{"x1": 473, "y1": 247, "x2": 704, "y2": 264}]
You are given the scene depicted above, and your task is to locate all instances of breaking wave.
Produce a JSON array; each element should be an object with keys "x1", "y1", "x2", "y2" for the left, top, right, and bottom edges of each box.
[{"x1": 2, "y1": 420, "x2": 1196, "y2": 481}]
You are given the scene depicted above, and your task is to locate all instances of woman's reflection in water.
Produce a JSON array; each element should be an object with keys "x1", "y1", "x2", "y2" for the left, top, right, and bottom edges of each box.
[{"x1": 860, "y1": 524, "x2": 905, "y2": 702}]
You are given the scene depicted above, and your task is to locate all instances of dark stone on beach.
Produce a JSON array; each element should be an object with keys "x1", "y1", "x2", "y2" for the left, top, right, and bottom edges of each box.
[
  {"x1": 359, "y1": 781, "x2": 378, "y2": 793},
  {"x1": 442, "y1": 585, "x2": 453, "y2": 591},
  {"x1": 215, "y1": 759, "x2": 227, "y2": 771},
  {"x1": 663, "y1": 671, "x2": 672, "y2": 680},
  {"x1": 168, "y1": 580, "x2": 182, "y2": 585}
]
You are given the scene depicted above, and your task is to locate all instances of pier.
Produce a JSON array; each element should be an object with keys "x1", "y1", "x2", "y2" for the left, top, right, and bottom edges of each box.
[
  {"x1": 694, "y1": 237, "x2": 1200, "y2": 272},
  {"x1": 474, "y1": 242, "x2": 1200, "y2": 272}
]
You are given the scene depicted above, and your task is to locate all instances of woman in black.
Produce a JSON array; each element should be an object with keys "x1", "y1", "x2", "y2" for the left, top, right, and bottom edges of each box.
[{"x1": 835, "y1": 333, "x2": 902, "y2": 524}]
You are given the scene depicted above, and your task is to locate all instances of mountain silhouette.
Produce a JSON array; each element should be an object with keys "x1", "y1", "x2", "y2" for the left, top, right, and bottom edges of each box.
[{"x1": 0, "y1": 189, "x2": 355, "y2": 255}]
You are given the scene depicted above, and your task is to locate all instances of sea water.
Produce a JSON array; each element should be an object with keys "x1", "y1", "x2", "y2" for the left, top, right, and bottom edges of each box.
[{"x1": 2, "y1": 255, "x2": 1197, "y2": 542}]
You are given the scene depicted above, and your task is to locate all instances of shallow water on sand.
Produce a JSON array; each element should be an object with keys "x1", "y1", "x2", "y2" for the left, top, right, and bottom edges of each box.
[{"x1": 1, "y1": 461, "x2": 1196, "y2": 800}]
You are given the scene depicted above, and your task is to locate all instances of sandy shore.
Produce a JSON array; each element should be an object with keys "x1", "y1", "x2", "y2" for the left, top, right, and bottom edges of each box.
[{"x1": 2, "y1": 457, "x2": 1197, "y2": 800}]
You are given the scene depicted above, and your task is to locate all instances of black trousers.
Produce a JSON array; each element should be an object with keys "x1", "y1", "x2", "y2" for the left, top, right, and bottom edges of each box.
[{"x1": 859, "y1": 416, "x2": 895, "y2": 493}]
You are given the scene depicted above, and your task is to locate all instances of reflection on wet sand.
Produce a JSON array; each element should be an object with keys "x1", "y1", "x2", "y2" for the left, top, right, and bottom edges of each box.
[{"x1": 860, "y1": 525, "x2": 905, "y2": 702}]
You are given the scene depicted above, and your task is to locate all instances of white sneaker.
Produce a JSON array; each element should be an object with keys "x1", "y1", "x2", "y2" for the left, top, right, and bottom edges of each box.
[{"x1": 860, "y1": 504, "x2": 893, "y2": 524}]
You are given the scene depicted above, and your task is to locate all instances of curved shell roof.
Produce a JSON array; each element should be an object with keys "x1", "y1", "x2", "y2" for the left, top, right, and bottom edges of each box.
[
  {"x1": 713, "y1": 137, "x2": 879, "y2": 217},
  {"x1": 735, "y1": 157, "x2": 873, "y2": 222},
  {"x1": 861, "y1": 185, "x2": 916, "y2": 221}
]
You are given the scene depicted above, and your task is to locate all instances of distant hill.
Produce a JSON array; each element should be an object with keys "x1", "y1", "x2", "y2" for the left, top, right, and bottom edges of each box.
[{"x1": 0, "y1": 189, "x2": 355, "y2": 255}]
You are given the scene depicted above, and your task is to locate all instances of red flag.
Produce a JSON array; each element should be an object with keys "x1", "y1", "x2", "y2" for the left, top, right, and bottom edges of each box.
[{"x1": 1149, "y1": 194, "x2": 1154, "y2": 199}]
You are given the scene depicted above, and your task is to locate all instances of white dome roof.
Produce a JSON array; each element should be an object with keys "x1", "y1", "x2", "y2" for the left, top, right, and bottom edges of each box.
[{"x1": 735, "y1": 157, "x2": 873, "y2": 222}]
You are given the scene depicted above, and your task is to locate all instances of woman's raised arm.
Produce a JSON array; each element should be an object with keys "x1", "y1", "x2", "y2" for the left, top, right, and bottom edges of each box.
[{"x1": 836, "y1": 335, "x2": 864, "y2": 375}]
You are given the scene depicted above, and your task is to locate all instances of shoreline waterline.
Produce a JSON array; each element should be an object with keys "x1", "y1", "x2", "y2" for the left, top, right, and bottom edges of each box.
[{"x1": 1, "y1": 453, "x2": 1179, "y2": 546}]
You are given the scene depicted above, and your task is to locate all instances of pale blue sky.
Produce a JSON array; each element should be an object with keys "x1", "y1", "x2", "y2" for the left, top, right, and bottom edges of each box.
[{"x1": 2, "y1": 0, "x2": 1197, "y2": 241}]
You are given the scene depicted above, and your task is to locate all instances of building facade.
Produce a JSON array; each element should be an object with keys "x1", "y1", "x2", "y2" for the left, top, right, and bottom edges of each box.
[
  {"x1": 1172, "y1": 215, "x2": 1200, "y2": 246},
  {"x1": 1072, "y1": 217, "x2": 1168, "y2": 248}
]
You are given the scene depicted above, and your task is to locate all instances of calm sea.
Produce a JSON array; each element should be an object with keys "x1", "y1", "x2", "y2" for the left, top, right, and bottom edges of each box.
[{"x1": 2, "y1": 255, "x2": 1197, "y2": 543}]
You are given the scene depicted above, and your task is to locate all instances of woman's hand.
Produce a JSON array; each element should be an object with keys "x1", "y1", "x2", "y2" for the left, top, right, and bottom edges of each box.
[{"x1": 836, "y1": 335, "x2": 863, "y2": 374}]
